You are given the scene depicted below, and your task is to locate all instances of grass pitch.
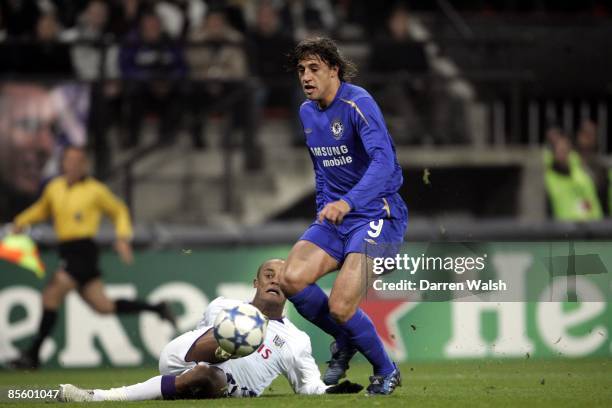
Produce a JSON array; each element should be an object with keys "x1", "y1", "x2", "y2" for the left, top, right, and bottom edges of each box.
[{"x1": 1, "y1": 359, "x2": 610, "y2": 407}]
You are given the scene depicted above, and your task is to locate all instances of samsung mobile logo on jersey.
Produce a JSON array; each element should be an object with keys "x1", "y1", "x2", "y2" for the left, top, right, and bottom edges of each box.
[
  {"x1": 310, "y1": 145, "x2": 353, "y2": 167},
  {"x1": 310, "y1": 145, "x2": 349, "y2": 157}
]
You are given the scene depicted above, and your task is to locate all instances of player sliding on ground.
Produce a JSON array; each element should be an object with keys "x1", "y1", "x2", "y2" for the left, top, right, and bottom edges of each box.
[
  {"x1": 280, "y1": 37, "x2": 408, "y2": 395},
  {"x1": 58, "y1": 259, "x2": 363, "y2": 401}
]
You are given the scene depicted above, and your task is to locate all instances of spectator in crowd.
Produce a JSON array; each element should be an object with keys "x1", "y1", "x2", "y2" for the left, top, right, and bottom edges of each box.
[
  {"x1": 120, "y1": 11, "x2": 187, "y2": 148},
  {"x1": 544, "y1": 131, "x2": 603, "y2": 221},
  {"x1": 545, "y1": 125, "x2": 564, "y2": 147},
  {"x1": 63, "y1": 0, "x2": 122, "y2": 177},
  {"x1": 575, "y1": 119, "x2": 609, "y2": 214},
  {"x1": 0, "y1": 84, "x2": 57, "y2": 222},
  {"x1": 373, "y1": 4, "x2": 469, "y2": 145},
  {"x1": 278, "y1": 0, "x2": 336, "y2": 40},
  {"x1": 108, "y1": 0, "x2": 148, "y2": 39},
  {"x1": 154, "y1": 0, "x2": 206, "y2": 39},
  {"x1": 63, "y1": 0, "x2": 117, "y2": 80},
  {"x1": 18, "y1": 13, "x2": 74, "y2": 77},
  {"x1": 248, "y1": 0, "x2": 300, "y2": 144},
  {"x1": 187, "y1": 7, "x2": 259, "y2": 167},
  {"x1": 368, "y1": 5, "x2": 431, "y2": 145}
]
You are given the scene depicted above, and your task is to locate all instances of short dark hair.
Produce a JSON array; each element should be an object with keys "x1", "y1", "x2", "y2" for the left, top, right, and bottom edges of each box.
[{"x1": 288, "y1": 37, "x2": 358, "y2": 82}]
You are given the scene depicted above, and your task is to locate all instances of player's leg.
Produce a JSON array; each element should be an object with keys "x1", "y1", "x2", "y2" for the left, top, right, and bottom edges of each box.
[
  {"x1": 329, "y1": 254, "x2": 400, "y2": 395},
  {"x1": 329, "y1": 254, "x2": 395, "y2": 372},
  {"x1": 282, "y1": 240, "x2": 340, "y2": 294},
  {"x1": 174, "y1": 363, "x2": 227, "y2": 398},
  {"x1": 59, "y1": 364, "x2": 227, "y2": 402},
  {"x1": 78, "y1": 278, "x2": 176, "y2": 327},
  {"x1": 10, "y1": 269, "x2": 77, "y2": 368},
  {"x1": 281, "y1": 237, "x2": 353, "y2": 349},
  {"x1": 330, "y1": 202, "x2": 408, "y2": 394}
]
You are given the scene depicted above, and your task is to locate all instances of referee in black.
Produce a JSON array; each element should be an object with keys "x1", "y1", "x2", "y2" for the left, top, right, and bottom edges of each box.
[{"x1": 9, "y1": 146, "x2": 175, "y2": 369}]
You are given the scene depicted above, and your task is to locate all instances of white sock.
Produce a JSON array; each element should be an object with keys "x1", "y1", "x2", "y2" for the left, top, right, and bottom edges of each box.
[{"x1": 94, "y1": 375, "x2": 163, "y2": 401}]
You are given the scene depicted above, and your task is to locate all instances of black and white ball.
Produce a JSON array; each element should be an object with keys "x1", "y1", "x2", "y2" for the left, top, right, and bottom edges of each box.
[{"x1": 213, "y1": 304, "x2": 268, "y2": 357}]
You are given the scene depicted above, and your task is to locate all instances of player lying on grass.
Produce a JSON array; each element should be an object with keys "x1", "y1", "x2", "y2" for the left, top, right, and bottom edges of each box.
[{"x1": 58, "y1": 259, "x2": 363, "y2": 401}]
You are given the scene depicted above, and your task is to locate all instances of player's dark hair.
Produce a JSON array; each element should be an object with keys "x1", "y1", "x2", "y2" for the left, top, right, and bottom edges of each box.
[
  {"x1": 288, "y1": 37, "x2": 358, "y2": 82},
  {"x1": 256, "y1": 262, "x2": 265, "y2": 279}
]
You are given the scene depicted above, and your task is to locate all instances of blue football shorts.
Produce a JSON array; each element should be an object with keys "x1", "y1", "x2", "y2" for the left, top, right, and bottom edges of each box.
[{"x1": 300, "y1": 193, "x2": 408, "y2": 263}]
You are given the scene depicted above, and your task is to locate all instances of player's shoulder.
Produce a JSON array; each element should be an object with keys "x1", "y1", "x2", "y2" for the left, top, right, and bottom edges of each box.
[
  {"x1": 299, "y1": 99, "x2": 316, "y2": 114},
  {"x1": 339, "y1": 83, "x2": 377, "y2": 118},
  {"x1": 45, "y1": 176, "x2": 65, "y2": 190},
  {"x1": 208, "y1": 296, "x2": 242, "y2": 310},
  {"x1": 341, "y1": 82, "x2": 374, "y2": 104}
]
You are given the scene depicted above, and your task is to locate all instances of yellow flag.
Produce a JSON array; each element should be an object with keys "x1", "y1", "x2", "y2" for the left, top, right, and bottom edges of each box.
[{"x1": 0, "y1": 234, "x2": 45, "y2": 278}]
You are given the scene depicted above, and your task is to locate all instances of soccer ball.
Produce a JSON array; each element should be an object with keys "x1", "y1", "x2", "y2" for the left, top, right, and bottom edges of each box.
[{"x1": 213, "y1": 303, "x2": 268, "y2": 357}]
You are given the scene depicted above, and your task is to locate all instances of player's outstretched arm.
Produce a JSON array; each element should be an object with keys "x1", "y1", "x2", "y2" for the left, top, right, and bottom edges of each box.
[
  {"x1": 284, "y1": 335, "x2": 363, "y2": 395},
  {"x1": 13, "y1": 184, "x2": 53, "y2": 230}
]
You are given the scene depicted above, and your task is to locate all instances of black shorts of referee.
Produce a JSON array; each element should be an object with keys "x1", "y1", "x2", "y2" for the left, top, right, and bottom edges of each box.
[{"x1": 58, "y1": 239, "x2": 102, "y2": 286}]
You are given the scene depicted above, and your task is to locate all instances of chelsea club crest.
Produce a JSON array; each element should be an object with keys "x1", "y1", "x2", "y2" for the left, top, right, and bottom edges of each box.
[{"x1": 330, "y1": 118, "x2": 344, "y2": 140}]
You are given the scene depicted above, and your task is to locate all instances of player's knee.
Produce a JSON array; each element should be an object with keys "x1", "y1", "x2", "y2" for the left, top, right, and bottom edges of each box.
[
  {"x1": 90, "y1": 300, "x2": 115, "y2": 314},
  {"x1": 42, "y1": 287, "x2": 64, "y2": 309},
  {"x1": 279, "y1": 265, "x2": 307, "y2": 296},
  {"x1": 329, "y1": 298, "x2": 356, "y2": 324}
]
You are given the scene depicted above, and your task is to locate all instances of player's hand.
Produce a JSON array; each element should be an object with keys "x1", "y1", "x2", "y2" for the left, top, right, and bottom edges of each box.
[
  {"x1": 11, "y1": 223, "x2": 23, "y2": 234},
  {"x1": 318, "y1": 200, "x2": 351, "y2": 224},
  {"x1": 115, "y1": 239, "x2": 134, "y2": 264},
  {"x1": 214, "y1": 346, "x2": 241, "y2": 361},
  {"x1": 325, "y1": 380, "x2": 364, "y2": 394},
  {"x1": 214, "y1": 346, "x2": 232, "y2": 361}
]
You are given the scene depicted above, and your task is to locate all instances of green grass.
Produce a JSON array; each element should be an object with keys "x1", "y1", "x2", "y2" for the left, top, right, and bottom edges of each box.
[{"x1": 1, "y1": 359, "x2": 611, "y2": 407}]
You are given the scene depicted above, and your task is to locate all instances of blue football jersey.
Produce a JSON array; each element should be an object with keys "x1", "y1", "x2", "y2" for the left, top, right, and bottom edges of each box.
[{"x1": 299, "y1": 82, "x2": 404, "y2": 215}]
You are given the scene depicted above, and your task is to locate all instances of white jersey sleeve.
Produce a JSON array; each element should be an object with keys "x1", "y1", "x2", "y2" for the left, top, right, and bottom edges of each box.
[{"x1": 283, "y1": 332, "x2": 329, "y2": 395}]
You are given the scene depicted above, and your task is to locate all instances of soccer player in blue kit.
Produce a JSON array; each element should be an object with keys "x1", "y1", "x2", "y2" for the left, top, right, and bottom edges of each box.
[{"x1": 280, "y1": 38, "x2": 408, "y2": 395}]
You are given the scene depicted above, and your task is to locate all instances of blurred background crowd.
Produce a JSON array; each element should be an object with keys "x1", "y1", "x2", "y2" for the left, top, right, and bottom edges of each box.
[{"x1": 0, "y1": 0, "x2": 611, "y2": 236}]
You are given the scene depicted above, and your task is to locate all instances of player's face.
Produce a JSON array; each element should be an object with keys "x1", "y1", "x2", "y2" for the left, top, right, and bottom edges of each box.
[
  {"x1": 254, "y1": 259, "x2": 286, "y2": 306},
  {"x1": 62, "y1": 148, "x2": 88, "y2": 182},
  {"x1": 297, "y1": 55, "x2": 339, "y2": 105}
]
